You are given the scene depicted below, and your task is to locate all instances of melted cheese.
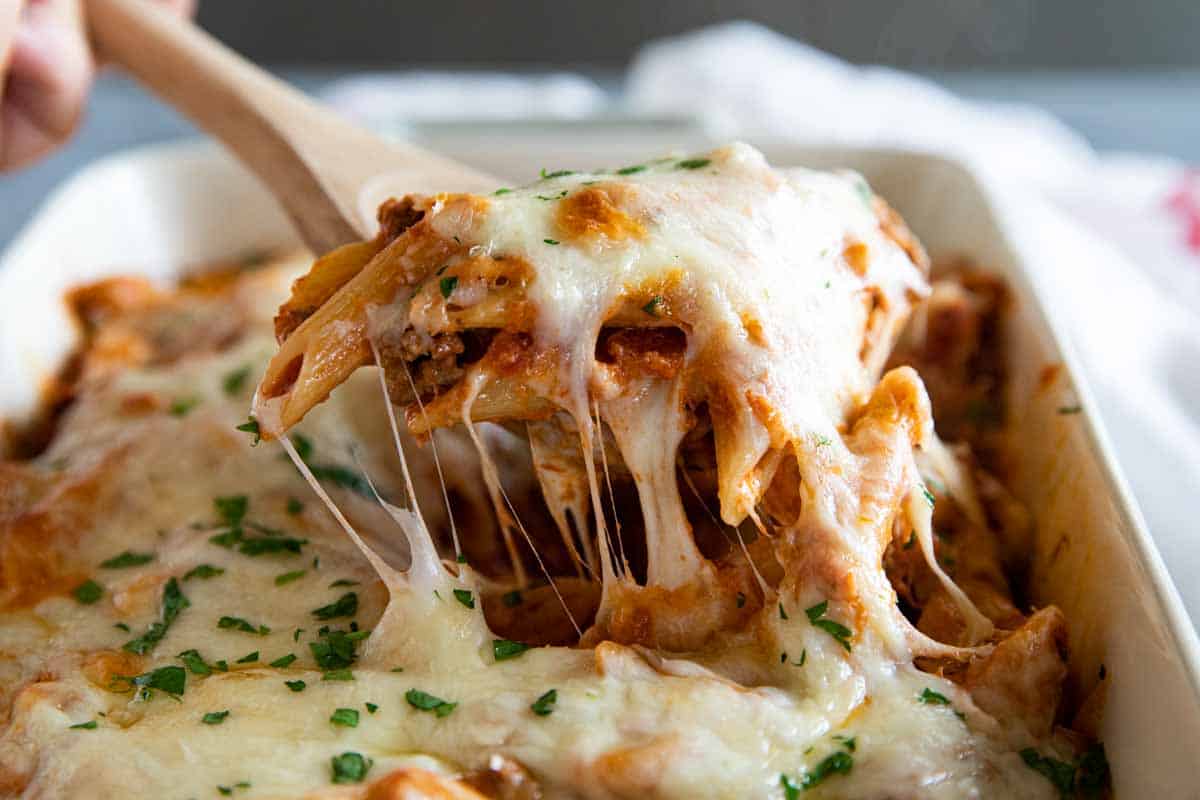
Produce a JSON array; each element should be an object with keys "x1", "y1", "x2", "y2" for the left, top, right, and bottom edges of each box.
[{"x1": 1, "y1": 149, "x2": 1077, "y2": 798}]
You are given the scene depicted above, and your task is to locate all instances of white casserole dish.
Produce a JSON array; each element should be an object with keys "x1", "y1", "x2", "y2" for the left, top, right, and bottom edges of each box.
[{"x1": 1, "y1": 138, "x2": 1198, "y2": 798}]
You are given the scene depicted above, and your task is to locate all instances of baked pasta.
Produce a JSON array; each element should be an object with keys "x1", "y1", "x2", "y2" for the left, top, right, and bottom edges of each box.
[{"x1": 0, "y1": 144, "x2": 1108, "y2": 798}]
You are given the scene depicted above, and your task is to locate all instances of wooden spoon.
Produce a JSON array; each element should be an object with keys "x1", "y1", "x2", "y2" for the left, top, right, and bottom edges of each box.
[{"x1": 86, "y1": 0, "x2": 499, "y2": 254}]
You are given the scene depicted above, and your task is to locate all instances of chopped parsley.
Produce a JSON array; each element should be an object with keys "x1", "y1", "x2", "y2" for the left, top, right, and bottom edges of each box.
[
  {"x1": 237, "y1": 536, "x2": 308, "y2": 556},
  {"x1": 124, "y1": 578, "x2": 189, "y2": 655},
  {"x1": 493, "y1": 639, "x2": 531, "y2": 661},
  {"x1": 178, "y1": 649, "x2": 212, "y2": 676},
  {"x1": 329, "y1": 579, "x2": 359, "y2": 588},
  {"x1": 73, "y1": 579, "x2": 103, "y2": 605},
  {"x1": 114, "y1": 622, "x2": 131, "y2": 632},
  {"x1": 804, "y1": 600, "x2": 853, "y2": 652},
  {"x1": 201, "y1": 710, "x2": 230, "y2": 725},
  {"x1": 183, "y1": 564, "x2": 224, "y2": 581},
  {"x1": 781, "y1": 750, "x2": 854, "y2": 795},
  {"x1": 676, "y1": 158, "x2": 711, "y2": 170},
  {"x1": 1057, "y1": 405, "x2": 1083, "y2": 415},
  {"x1": 236, "y1": 651, "x2": 259, "y2": 664},
  {"x1": 285, "y1": 680, "x2": 306, "y2": 692},
  {"x1": 813, "y1": 434, "x2": 833, "y2": 447},
  {"x1": 492, "y1": 188, "x2": 512, "y2": 196},
  {"x1": 642, "y1": 295, "x2": 663, "y2": 315},
  {"x1": 69, "y1": 720, "x2": 98, "y2": 730},
  {"x1": 286, "y1": 497, "x2": 304, "y2": 515},
  {"x1": 617, "y1": 164, "x2": 647, "y2": 175},
  {"x1": 217, "y1": 782, "x2": 250, "y2": 795},
  {"x1": 453, "y1": 589, "x2": 475, "y2": 609},
  {"x1": 439, "y1": 275, "x2": 458, "y2": 299},
  {"x1": 236, "y1": 416, "x2": 261, "y2": 445},
  {"x1": 779, "y1": 603, "x2": 789, "y2": 620},
  {"x1": 269, "y1": 653, "x2": 297, "y2": 668},
  {"x1": 101, "y1": 550, "x2": 154, "y2": 569},
  {"x1": 275, "y1": 570, "x2": 306, "y2": 586},
  {"x1": 1020, "y1": 748, "x2": 1077, "y2": 797},
  {"x1": 502, "y1": 590, "x2": 523, "y2": 607},
  {"x1": 921, "y1": 485, "x2": 936, "y2": 507},
  {"x1": 312, "y1": 592, "x2": 358, "y2": 620},
  {"x1": 535, "y1": 190, "x2": 569, "y2": 201},
  {"x1": 543, "y1": 238, "x2": 560, "y2": 246},
  {"x1": 331, "y1": 751, "x2": 373, "y2": 784},
  {"x1": 406, "y1": 689, "x2": 457, "y2": 717},
  {"x1": 540, "y1": 168, "x2": 574, "y2": 179},
  {"x1": 365, "y1": 702, "x2": 378, "y2": 714},
  {"x1": 322, "y1": 669, "x2": 355, "y2": 681},
  {"x1": 217, "y1": 616, "x2": 270, "y2": 635},
  {"x1": 215, "y1": 495, "x2": 248, "y2": 527},
  {"x1": 832, "y1": 734, "x2": 857, "y2": 752},
  {"x1": 530, "y1": 689, "x2": 557, "y2": 716},
  {"x1": 918, "y1": 687, "x2": 951, "y2": 705},
  {"x1": 222, "y1": 365, "x2": 252, "y2": 396},
  {"x1": 330, "y1": 708, "x2": 359, "y2": 727},
  {"x1": 112, "y1": 665, "x2": 186, "y2": 699},
  {"x1": 310, "y1": 628, "x2": 363, "y2": 670},
  {"x1": 168, "y1": 396, "x2": 199, "y2": 416}
]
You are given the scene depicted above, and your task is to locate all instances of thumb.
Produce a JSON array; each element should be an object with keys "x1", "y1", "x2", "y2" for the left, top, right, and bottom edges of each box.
[{"x1": 1, "y1": 0, "x2": 94, "y2": 171}]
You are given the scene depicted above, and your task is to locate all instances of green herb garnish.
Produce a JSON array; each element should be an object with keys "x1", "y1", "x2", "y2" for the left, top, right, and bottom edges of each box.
[
  {"x1": 540, "y1": 168, "x2": 574, "y2": 179},
  {"x1": 616, "y1": 164, "x2": 646, "y2": 175},
  {"x1": 493, "y1": 639, "x2": 531, "y2": 661},
  {"x1": 1020, "y1": 748, "x2": 1077, "y2": 797},
  {"x1": 285, "y1": 680, "x2": 306, "y2": 692},
  {"x1": 286, "y1": 497, "x2": 304, "y2": 515},
  {"x1": 642, "y1": 295, "x2": 663, "y2": 315},
  {"x1": 804, "y1": 600, "x2": 853, "y2": 652},
  {"x1": 405, "y1": 688, "x2": 457, "y2": 717},
  {"x1": 178, "y1": 649, "x2": 212, "y2": 676},
  {"x1": 453, "y1": 589, "x2": 475, "y2": 609},
  {"x1": 169, "y1": 396, "x2": 199, "y2": 417},
  {"x1": 329, "y1": 579, "x2": 359, "y2": 588},
  {"x1": 331, "y1": 752, "x2": 373, "y2": 784},
  {"x1": 322, "y1": 669, "x2": 355, "y2": 681},
  {"x1": 124, "y1": 578, "x2": 189, "y2": 655},
  {"x1": 73, "y1": 579, "x2": 103, "y2": 605},
  {"x1": 217, "y1": 616, "x2": 269, "y2": 636},
  {"x1": 184, "y1": 564, "x2": 224, "y2": 580},
  {"x1": 275, "y1": 570, "x2": 306, "y2": 586},
  {"x1": 1058, "y1": 405, "x2": 1082, "y2": 415},
  {"x1": 202, "y1": 710, "x2": 230, "y2": 725},
  {"x1": 439, "y1": 276, "x2": 458, "y2": 299},
  {"x1": 312, "y1": 592, "x2": 358, "y2": 620},
  {"x1": 222, "y1": 365, "x2": 252, "y2": 396},
  {"x1": 530, "y1": 689, "x2": 557, "y2": 716},
  {"x1": 236, "y1": 651, "x2": 259, "y2": 664},
  {"x1": 269, "y1": 653, "x2": 297, "y2": 668},
  {"x1": 69, "y1": 720, "x2": 98, "y2": 730},
  {"x1": 676, "y1": 158, "x2": 711, "y2": 170},
  {"x1": 236, "y1": 416, "x2": 261, "y2": 445},
  {"x1": 543, "y1": 238, "x2": 560, "y2": 246},
  {"x1": 330, "y1": 708, "x2": 359, "y2": 727},
  {"x1": 365, "y1": 702, "x2": 378, "y2": 714},
  {"x1": 112, "y1": 665, "x2": 186, "y2": 698},
  {"x1": 919, "y1": 687, "x2": 951, "y2": 705},
  {"x1": 101, "y1": 550, "x2": 154, "y2": 569}
]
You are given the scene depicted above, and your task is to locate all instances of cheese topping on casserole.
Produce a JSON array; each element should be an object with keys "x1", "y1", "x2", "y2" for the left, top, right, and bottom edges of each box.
[{"x1": 0, "y1": 145, "x2": 1107, "y2": 799}]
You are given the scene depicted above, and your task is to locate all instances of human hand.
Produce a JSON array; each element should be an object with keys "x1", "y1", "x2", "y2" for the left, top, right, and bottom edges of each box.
[{"x1": 0, "y1": 0, "x2": 193, "y2": 171}]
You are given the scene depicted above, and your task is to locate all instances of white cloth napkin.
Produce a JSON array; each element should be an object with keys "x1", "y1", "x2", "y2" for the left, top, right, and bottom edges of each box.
[{"x1": 322, "y1": 22, "x2": 1200, "y2": 622}]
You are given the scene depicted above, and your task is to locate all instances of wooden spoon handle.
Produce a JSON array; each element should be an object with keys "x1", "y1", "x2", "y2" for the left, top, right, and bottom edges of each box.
[{"x1": 85, "y1": 0, "x2": 496, "y2": 253}]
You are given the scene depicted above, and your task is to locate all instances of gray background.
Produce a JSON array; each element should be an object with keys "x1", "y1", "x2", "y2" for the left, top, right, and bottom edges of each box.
[
  {"x1": 4, "y1": 0, "x2": 1200, "y2": 247},
  {"x1": 196, "y1": 0, "x2": 1200, "y2": 70}
]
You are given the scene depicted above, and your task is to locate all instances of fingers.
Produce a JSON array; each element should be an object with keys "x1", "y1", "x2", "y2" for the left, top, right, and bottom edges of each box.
[{"x1": 1, "y1": 0, "x2": 95, "y2": 171}]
